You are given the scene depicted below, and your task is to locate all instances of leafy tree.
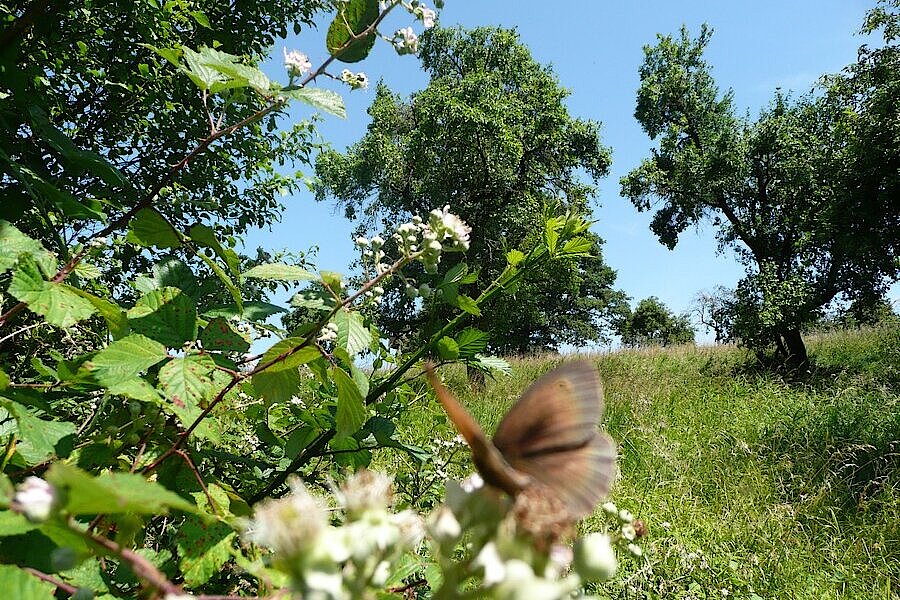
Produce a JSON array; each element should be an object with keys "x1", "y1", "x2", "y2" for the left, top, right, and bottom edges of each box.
[
  {"x1": 315, "y1": 26, "x2": 627, "y2": 354},
  {"x1": 622, "y1": 12, "x2": 900, "y2": 368},
  {"x1": 617, "y1": 296, "x2": 695, "y2": 347},
  {"x1": 692, "y1": 286, "x2": 736, "y2": 344}
]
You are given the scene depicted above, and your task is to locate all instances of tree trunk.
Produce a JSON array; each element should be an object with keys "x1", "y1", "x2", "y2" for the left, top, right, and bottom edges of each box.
[{"x1": 780, "y1": 328, "x2": 809, "y2": 370}]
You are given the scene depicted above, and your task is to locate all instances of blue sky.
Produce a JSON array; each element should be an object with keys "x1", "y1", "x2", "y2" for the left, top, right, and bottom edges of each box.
[{"x1": 242, "y1": 1, "x2": 890, "y2": 341}]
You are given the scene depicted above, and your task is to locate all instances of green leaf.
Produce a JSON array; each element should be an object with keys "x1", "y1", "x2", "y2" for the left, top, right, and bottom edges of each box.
[
  {"x1": 179, "y1": 47, "x2": 229, "y2": 91},
  {"x1": 127, "y1": 287, "x2": 198, "y2": 347},
  {"x1": 189, "y1": 9, "x2": 211, "y2": 28},
  {"x1": 127, "y1": 208, "x2": 182, "y2": 248},
  {"x1": 290, "y1": 289, "x2": 336, "y2": 312},
  {"x1": 0, "y1": 220, "x2": 55, "y2": 275},
  {"x1": 158, "y1": 354, "x2": 216, "y2": 410},
  {"x1": 326, "y1": 0, "x2": 379, "y2": 63},
  {"x1": 475, "y1": 354, "x2": 511, "y2": 375},
  {"x1": 332, "y1": 309, "x2": 372, "y2": 356},
  {"x1": 559, "y1": 236, "x2": 594, "y2": 258},
  {"x1": 435, "y1": 336, "x2": 460, "y2": 360},
  {"x1": 454, "y1": 294, "x2": 482, "y2": 317},
  {"x1": 203, "y1": 301, "x2": 286, "y2": 322},
  {"x1": 506, "y1": 249, "x2": 525, "y2": 266},
  {"x1": 107, "y1": 377, "x2": 163, "y2": 404},
  {"x1": 243, "y1": 263, "x2": 318, "y2": 282},
  {"x1": 332, "y1": 367, "x2": 367, "y2": 439},
  {"x1": 133, "y1": 257, "x2": 198, "y2": 297},
  {"x1": 86, "y1": 333, "x2": 168, "y2": 386},
  {"x1": 0, "y1": 564, "x2": 55, "y2": 599},
  {"x1": 0, "y1": 370, "x2": 8, "y2": 391},
  {"x1": 46, "y1": 463, "x2": 195, "y2": 515},
  {"x1": 277, "y1": 87, "x2": 347, "y2": 119},
  {"x1": 544, "y1": 220, "x2": 560, "y2": 254},
  {"x1": 0, "y1": 400, "x2": 75, "y2": 464},
  {"x1": 456, "y1": 327, "x2": 489, "y2": 358},
  {"x1": 66, "y1": 287, "x2": 129, "y2": 339},
  {"x1": 189, "y1": 224, "x2": 241, "y2": 277},
  {"x1": 319, "y1": 270, "x2": 343, "y2": 291},
  {"x1": 0, "y1": 510, "x2": 39, "y2": 536},
  {"x1": 200, "y1": 318, "x2": 250, "y2": 352},
  {"x1": 176, "y1": 517, "x2": 236, "y2": 587},
  {"x1": 8, "y1": 256, "x2": 96, "y2": 328},
  {"x1": 251, "y1": 339, "x2": 320, "y2": 404}
]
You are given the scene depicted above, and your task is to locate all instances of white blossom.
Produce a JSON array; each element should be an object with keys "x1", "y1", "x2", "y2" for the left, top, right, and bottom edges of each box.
[
  {"x1": 573, "y1": 533, "x2": 617, "y2": 581},
  {"x1": 14, "y1": 477, "x2": 57, "y2": 523},
  {"x1": 394, "y1": 27, "x2": 419, "y2": 55},
  {"x1": 283, "y1": 48, "x2": 312, "y2": 77},
  {"x1": 246, "y1": 478, "x2": 328, "y2": 559},
  {"x1": 415, "y1": 5, "x2": 436, "y2": 29}
]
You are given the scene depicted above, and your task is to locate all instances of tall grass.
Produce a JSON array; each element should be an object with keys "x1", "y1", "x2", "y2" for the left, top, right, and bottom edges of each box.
[{"x1": 379, "y1": 326, "x2": 900, "y2": 599}]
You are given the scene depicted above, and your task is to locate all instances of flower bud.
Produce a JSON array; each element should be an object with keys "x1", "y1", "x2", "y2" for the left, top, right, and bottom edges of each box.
[
  {"x1": 14, "y1": 477, "x2": 58, "y2": 523},
  {"x1": 573, "y1": 533, "x2": 617, "y2": 582}
]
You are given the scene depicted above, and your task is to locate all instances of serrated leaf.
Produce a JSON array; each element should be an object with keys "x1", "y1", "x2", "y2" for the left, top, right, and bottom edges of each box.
[
  {"x1": 456, "y1": 327, "x2": 489, "y2": 358},
  {"x1": 506, "y1": 249, "x2": 525, "y2": 266},
  {"x1": 243, "y1": 263, "x2": 318, "y2": 282},
  {"x1": 0, "y1": 564, "x2": 55, "y2": 599},
  {"x1": 200, "y1": 318, "x2": 250, "y2": 352},
  {"x1": 87, "y1": 333, "x2": 168, "y2": 386},
  {"x1": 257, "y1": 338, "x2": 321, "y2": 372},
  {"x1": 127, "y1": 208, "x2": 181, "y2": 248},
  {"x1": 454, "y1": 294, "x2": 481, "y2": 317},
  {"x1": 133, "y1": 257, "x2": 199, "y2": 298},
  {"x1": 127, "y1": 287, "x2": 197, "y2": 347},
  {"x1": 559, "y1": 236, "x2": 594, "y2": 257},
  {"x1": 189, "y1": 224, "x2": 241, "y2": 277},
  {"x1": 158, "y1": 354, "x2": 216, "y2": 410},
  {"x1": 176, "y1": 517, "x2": 235, "y2": 587},
  {"x1": 251, "y1": 339, "x2": 320, "y2": 404},
  {"x1": 203, "y1": 301, "x2": 286, "y2": 322},
  {"x1": 180, "y1": 47, "x2": 229, "y2": 91},
  {"x1": 475, "y1": 354, "x2": 511, "y2": 375},
  {"x1": 0, "y1": 400, "x2": 75, "y2": 464},
  {"x1": 277, "y1": 87, "x2": 346, "y2": 118},
  {"x1": 0, "y1": 220, "x2": 55, "y2": 275},
  {"x1": 46, "y1": 463, "x2": 195, "y2": 515},
  {"x1": 326, "y1": 0, "x2": 379, "y2": 63},
  {"x1": 8, "y1": 256, "x2": 96, "y2": 327},
  {"x1": 66, "y1": 287, "x2": 129, "y2": 339},
  {"x1": 332, "y1": 366, "x2": 367, "y2": 439},
  {"x1": 332, "y1": 309, "x2": 371, "y2": 356},
  {"x1": 290, "y1": 289, "x2": 336, "y2": 312},
  {"x1": 107, "y1": 377, "x2": 163, "y2": 404},
  {"x1": 435, "y1": 336, "x2": 459, "y2": 360}
]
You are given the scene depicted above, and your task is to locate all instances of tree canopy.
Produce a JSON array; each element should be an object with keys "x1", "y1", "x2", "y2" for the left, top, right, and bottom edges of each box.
[
  {"x1": 315, "y1": 26, "x2": 627, "y2": 354},
  {"x1": 621, "y1": 9, "x2": 900, "y2": 367},
  {"x1": 616, "y1": 296, "x2": 695, "y2": 348}
]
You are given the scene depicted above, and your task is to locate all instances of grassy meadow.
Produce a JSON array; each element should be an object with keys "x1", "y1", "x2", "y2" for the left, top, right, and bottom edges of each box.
[{"x1": 382, "y1": 325, "x2": 900, "y2": 599}]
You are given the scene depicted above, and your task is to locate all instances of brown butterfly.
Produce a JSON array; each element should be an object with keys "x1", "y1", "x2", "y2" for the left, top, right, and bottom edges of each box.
[{"x1": 425, "y1": 360, "x2": 616, "y2": 520}]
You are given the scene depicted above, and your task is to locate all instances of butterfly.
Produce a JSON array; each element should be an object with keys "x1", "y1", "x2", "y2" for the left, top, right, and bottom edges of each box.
[{"x1": 425, "y1": 360, "x2": 616, "y2": 520}]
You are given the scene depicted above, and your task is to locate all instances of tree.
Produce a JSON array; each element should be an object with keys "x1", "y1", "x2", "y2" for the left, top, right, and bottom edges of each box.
[
  {"x1": 0, "y1": 0, "x2": 324, "y2": 283},
  {"x1": 621, "y1": 12, "x2": 900, "y2": 368},
  {"x1": 315, "y1": 26, "x2": 627, "y2": 354},
  {"x1": 617, "y1": 296, "x2": 695, "y2": 348},
  {"x1": 692, "y1": 286, "x2": 736, "y2": 344}
]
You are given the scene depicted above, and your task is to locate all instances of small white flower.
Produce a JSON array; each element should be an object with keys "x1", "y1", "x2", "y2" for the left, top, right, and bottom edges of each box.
[
  {"x1": 573, "y1": 533, "x2": 617, "y2": 582},
  {"x1": 621, "y1": 523, "x2": 637, "y2": 541},
  {"x1": 246, "y1": 480, "x2": 329, "y2": 559},
  {"x1": 474, "y1": 542, "x2": 506, "y2": 586},
  {"x1": 393, "y1": 509, "x2": 426, "y2": 549},
  {"x1": 601, "y1": 501, "x2": 618, "y2": 516},
  {"x1": 627, "y1": 542, "x2": 643, "y2": 557},
  {"x1": 283, "y1": 48, "x2": 312, "y2": 77},
  {"x1": 355, "y1": 236, "x2": 370, "y2": 247},
  {"x1": 14, "y1": 477, "x2": 57, "y2": 523},
  {"x1": 336, "y1": 470, "x2": 394, "y2": 516},
  {"x1": 340, "y1": 68, "x2": 353, "y2": 83},
  {"x1": 394, "y1": 27, "x2": 419, "y2": 55},
  {"x1": 415, "y1": 5, "x2": 436, "y2": 29},
  {"x1": 618, "y1": 509, "x2": 634, "y2": 523},
  {"x1": 370, "y1": 235, "x2": 384, "y2": 248},
  {"x1": 355, "y1": 72, "x2": 368, "y2": 89},
  {"x1": 428, "y1": 506, "x2": 461, "y2": 543}
]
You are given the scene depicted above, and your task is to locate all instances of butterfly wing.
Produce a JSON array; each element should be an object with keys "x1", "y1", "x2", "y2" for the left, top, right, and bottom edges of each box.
[
  {"x1": 425, "y1": 364, "x2": 530, "y2": 496},
  {"x1": 492, "y1": 360, "x2": 616, "y2": 518}
]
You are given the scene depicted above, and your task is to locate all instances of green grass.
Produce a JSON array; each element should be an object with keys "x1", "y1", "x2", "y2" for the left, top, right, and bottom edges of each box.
[{"x1": 381, "y1": 325, "x2": 900, "y2": 599}]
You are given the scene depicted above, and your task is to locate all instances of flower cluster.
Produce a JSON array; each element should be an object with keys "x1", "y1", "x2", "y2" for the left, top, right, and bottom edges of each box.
[
  {"x1": 283, "y1": 48, "x2": 312, "y2": 78},
  {"x1": 427, "y1": 475, "x2": 622, "y2": 598},
  {"x1": 246, "y1": 472, "x2": 424, "y2": 599},
  {"x1": 12, "y1": 477, "x2": 58, "y2": 523},
  {"x1": 340, "y1": 69, "x2": 368, "y2": 90},
  {"x1": 393, "y1": 26, "x2": 419, "y2": 55},
  {"x1": 600, "y1": 500, "x2": 647, "y2": 558},
  {"x1": 317, "y1": 321, "x2": 340, "y2": 343}
]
